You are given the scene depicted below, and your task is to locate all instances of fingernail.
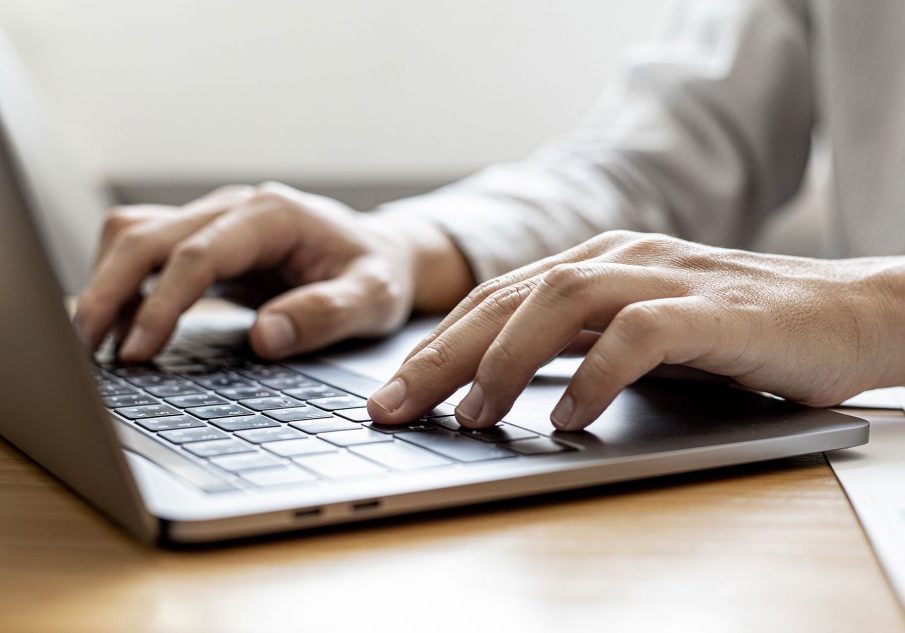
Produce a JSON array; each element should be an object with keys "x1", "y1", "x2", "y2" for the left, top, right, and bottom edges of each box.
[
  {"x1": 456, "y1": 382, "x2": 485, "y2": 427},
  {"x1": 551, "y1": 394, "x2": 575, "y2": 430},
  {"x1": 257, "y1": 313, "x2": 295, "y2": 355},
  {"x1": 371, "y1": 379, "x2": 406, "y2": 413},
  {"x1": 120, "y1": 325, "x2": 154, "y2": 360}
]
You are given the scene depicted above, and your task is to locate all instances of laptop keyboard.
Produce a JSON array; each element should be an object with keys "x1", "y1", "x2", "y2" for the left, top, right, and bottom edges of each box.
[{"x1": 95, "y1": 333, "x2": 575, "y2": 490}]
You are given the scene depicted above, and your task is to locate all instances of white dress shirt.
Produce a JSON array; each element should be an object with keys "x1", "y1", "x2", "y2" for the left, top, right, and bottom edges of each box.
[{"x1": 377, "y1": 0, "x2": 905, "y2": 282}]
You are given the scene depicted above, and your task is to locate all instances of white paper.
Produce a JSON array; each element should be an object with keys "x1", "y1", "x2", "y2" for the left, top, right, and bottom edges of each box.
[
  {"x1": 828, "y1": 413, "x2": 905, "y2": 607},
  {"x1": 839, "y1": 387, "x2": 905, "y2": 411}
]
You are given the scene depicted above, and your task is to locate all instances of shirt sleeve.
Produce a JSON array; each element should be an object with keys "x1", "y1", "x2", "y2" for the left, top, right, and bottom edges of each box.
[{"x1": 374, "y1": 0, "x2": 815, "y2": 282}]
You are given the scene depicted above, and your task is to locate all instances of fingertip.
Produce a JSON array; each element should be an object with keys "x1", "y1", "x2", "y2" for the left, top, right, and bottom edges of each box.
[
  {"x1": 250, "y1": 312, "x2": 296, "y2": 359},
  {"x1": 119, "y1": 325, "x2": 156, "y2": 362},
  {"x1": 367, "y1": 378, "x2": 407, "y2": 422},
  {"x1": 550, "y1": 393, "x2": 574, "y2": 430}
]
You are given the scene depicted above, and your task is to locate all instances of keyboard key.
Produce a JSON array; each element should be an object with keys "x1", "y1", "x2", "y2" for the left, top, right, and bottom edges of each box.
[
  {"x1": 239, "y1": 396, "x2": 305, "y2": 411},
  {"x1": 209, "y1": 415, "x2": 280, "y2": 432},
  {"x1": 237, "y1": 426, "x2": 307, "y2": 444},
  {"x1": 115, "y1": 403, "x2": 181, "y2": 419},
  {"x1": 135, "y1": 414, "x2": 205, "y2": 432},
  {"x1": 159, "y1": 427, "x2": 229, "y2": 444},
  {"x1": 458, "y1": 423, "x2": 539, "y2": 443},
  {"x1": 166, "y1": 393, "x2": 229, "y2": 408},
  {"x1": 145, "y1": 381, "x2": 203, "y2": 397},
  {"x1": 216, "y1": 386, "x2": 278, "y2": 400},
  {"x1": 431, "y1": 416, "x2": 462, "y2": 431},
  {"x1": 264, "y1": 406, "x2": 332, "y2": 423},
  {"x1": 282, "y1": 385, "x2": 347, "y2": 400},
  {"x1": 110, "y1": 365, "x2": 158, "y2": 377},
  {"x1": 294, "y1": 452, "x2": 386, "y2": 479},
  {"x1": 430, "y1": 418, "x2": 537, "y2": 443},
  {"x1": 319, "y1": 428, "x2": 394, "y2": 447},
  {"x1": 125, "y1": 373, "x2": 183, "y2": 388},
  {"x1": 183, "y1": 438, "x2": 254, "y2": 457},
  {"x1": 507, "y1": 437, "x2": 574, "y2": 455},
  {"x1": 335, "y1": 407, "x2": 372, "y2": 422},
  {"x1": 186, "y1": 404, "x2": 254, "y2": 419},
  {"x1": 209, "y1": 451, "x2": 284, "y2": 473},
  {"x1": 186, "y1": 371, "x2": 253, "y2": 389},
  {"x1": 421, "y1": 403, "x2": 456, "y2": 418},
  {"x1": 289, "y1": 417, "x2": 360, "y2": 434},
  {"x1": 351, "y1": 442, "x2": 453, "y2": 470},
  {"x1": 258, "y1": 375, "x2": 318, "y2": 390},
  {"x1": 262, "y1": 437, "x2": 338, "y2": 457},
  {"x1": 397, "y1": 429, "x2": 516, "y2": 463},
  {"x1": 365, "y1": 421, "x2": 437, "y2": 434},
  {"x1": 308, "y1": 395, "x2": 367, "y2": 411},
  {"x1": 103, "y1": 393, "x2": 158, "y2": 408},
  {"x1": 241, "y1": 467, "x2": 318, "y2": 487},
  {"x1": 96, "y1": 383, "x2": 137, "y2": 397},
  {"x1": 236, "y1": 365, "x2": 296, "y2": 381}
]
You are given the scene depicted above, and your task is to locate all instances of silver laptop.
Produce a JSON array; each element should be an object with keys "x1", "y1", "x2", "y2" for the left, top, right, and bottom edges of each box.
[{"x1": 0, "y1": 61, "x2": 868, "y2": 548}]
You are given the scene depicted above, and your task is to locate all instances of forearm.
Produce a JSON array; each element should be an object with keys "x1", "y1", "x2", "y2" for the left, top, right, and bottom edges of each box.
[
  {"x1": 372, "y1": 0, "x2": 812, "y2": 283},
  {"x1": 860, "y1": 257, "x2": 905, "y2": 388}
]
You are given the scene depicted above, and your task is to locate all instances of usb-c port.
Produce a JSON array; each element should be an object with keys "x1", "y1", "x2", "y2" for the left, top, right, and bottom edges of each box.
[{"x1": 351, "y1": 500, "x2": 381, "y2": 512}]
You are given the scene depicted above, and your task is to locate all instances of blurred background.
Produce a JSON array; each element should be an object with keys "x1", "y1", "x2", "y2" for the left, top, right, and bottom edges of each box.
[{"x1": 0, "y1": 0, "x2": 825, "y2": 292}]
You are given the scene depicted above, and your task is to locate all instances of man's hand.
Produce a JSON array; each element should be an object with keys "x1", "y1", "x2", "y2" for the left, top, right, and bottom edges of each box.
[
  {"x1": 368, "y1": 230, "x2": 904, "y2": 431},
  {"x1": 75, "y1": 183, "x2": 473, "y2": 361}
]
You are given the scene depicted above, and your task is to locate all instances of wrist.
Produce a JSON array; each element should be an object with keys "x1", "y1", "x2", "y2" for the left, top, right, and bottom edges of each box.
[
  {"x1": 857, "y1": 258, "x2": 905, "y2": 387},
  {"x1": 363, "y1": 215, "x2": 475, "y2": 313}
]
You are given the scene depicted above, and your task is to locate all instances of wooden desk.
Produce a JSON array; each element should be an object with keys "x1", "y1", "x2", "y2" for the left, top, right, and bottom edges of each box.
[{"x1": 2, "y1": 414, "x2": 903, "y2": 633}]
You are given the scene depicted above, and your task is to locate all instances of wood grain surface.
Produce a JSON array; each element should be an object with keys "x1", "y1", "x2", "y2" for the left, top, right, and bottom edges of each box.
[{"x1": 2, "y1": 432, "x2": 903, "y2": 633}]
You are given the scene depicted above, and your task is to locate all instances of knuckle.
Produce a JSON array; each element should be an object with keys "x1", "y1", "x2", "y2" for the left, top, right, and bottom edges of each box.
[
  {"x1": 252, "y1": 181, "x2": 293, "y2": 205},
  {"x1": 484, "y1": 338, "x2": 519, "y2": 370},
  {"x1": 209, "y1": 184, "x2": 254, "y2": 199},
  {"x1": 113, "y1": 225, "x2": 153, "y2": 253},
  {"x1": 612, "y1": 233, "x2": 675, "y2": 262},
  {"x1": 466, "y1": 279, "x2": 504, "y2": 306},
  {"x1": 305, "y1": 291, "x2": 350, "y2": 322},
  {"x1": 171, "y1": 239, "x2": 210, "y2": 265},
  {"x1": 541, "y1": 263, "x2": 595, "y2": 295},
  {"x1": 362, "y1": 269, "x2": 405, "y2": 317},
  {"x1": 102, "y1": 206, "x2": 142, "y2": 241},
  {"x1": 480, "y1": 283, "x2": 532, "y2": 319},
  {"x1": 413, "y1": 340, "x2": 454, "y2": 374},
  {"x1": 613, "y1": 303, "x2": 664, "y2": 342},
  {"x1": 590, "y1": 229, "x2": 637, "y2": 250}
]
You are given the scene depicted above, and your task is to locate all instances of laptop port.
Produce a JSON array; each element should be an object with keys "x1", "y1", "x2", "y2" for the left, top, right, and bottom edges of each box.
[
  {"x1": 351, "y1": 499, "x2": 381, "y2": 512},
  {"x1": 293, "y1": 507, "x2": 322, "y2": 519}
]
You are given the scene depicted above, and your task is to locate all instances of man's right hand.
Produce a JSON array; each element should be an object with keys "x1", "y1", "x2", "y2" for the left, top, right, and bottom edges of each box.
[{"x1": 75, "y1": 182, "x2": 473, "y2": 362}]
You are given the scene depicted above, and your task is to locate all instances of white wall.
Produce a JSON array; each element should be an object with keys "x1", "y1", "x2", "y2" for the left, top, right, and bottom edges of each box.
[{"x1": 0, "y1": 0, "x2": 666, "y2": 182}]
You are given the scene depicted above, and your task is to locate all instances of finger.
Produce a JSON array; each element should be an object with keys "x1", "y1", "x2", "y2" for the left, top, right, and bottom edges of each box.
[
  {"x1": 399, "y1": 231, "x2": 637, "y2": 364},
  {"x1": 95, "y1": 186, "x2": 254, "y2": 265},
  {"x1": 118, "y1": 199, "x2": 301, "y2": 360},
  {"x1": 461, "y1": 263, "x2": 683, "y2": 428},
  {"x1": 367, "y1": 274, "x2": 545, "y2": 424},
  {"x1": 76, "y1": 186, "x2": 254, "y2": 349},
  {"x1": 551, "y1": 296, "x2": 720, "y2": 431},
  {"x1": 110, "y1": 294, "x2": 142, "y2": 346},
  {"x1": 249, "y1": 257, "x2": 402, "y2": 359},
  {"x1": 95, "y1": 204, "x2": 179, "y2": 265},
  {"x1": 368, "y1": 262, "x2": 678, "y2": 427}
]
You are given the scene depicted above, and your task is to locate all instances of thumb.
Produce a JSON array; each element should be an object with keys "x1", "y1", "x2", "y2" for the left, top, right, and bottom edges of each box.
[{"x1": 248, "y1": 265, "x2": 403, "y2": 359}]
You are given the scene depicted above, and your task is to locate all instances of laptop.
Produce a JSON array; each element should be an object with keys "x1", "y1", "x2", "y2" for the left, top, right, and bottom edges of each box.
[{"x1": 0, "y1": 58, "x2": 869, "y2": 548}]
